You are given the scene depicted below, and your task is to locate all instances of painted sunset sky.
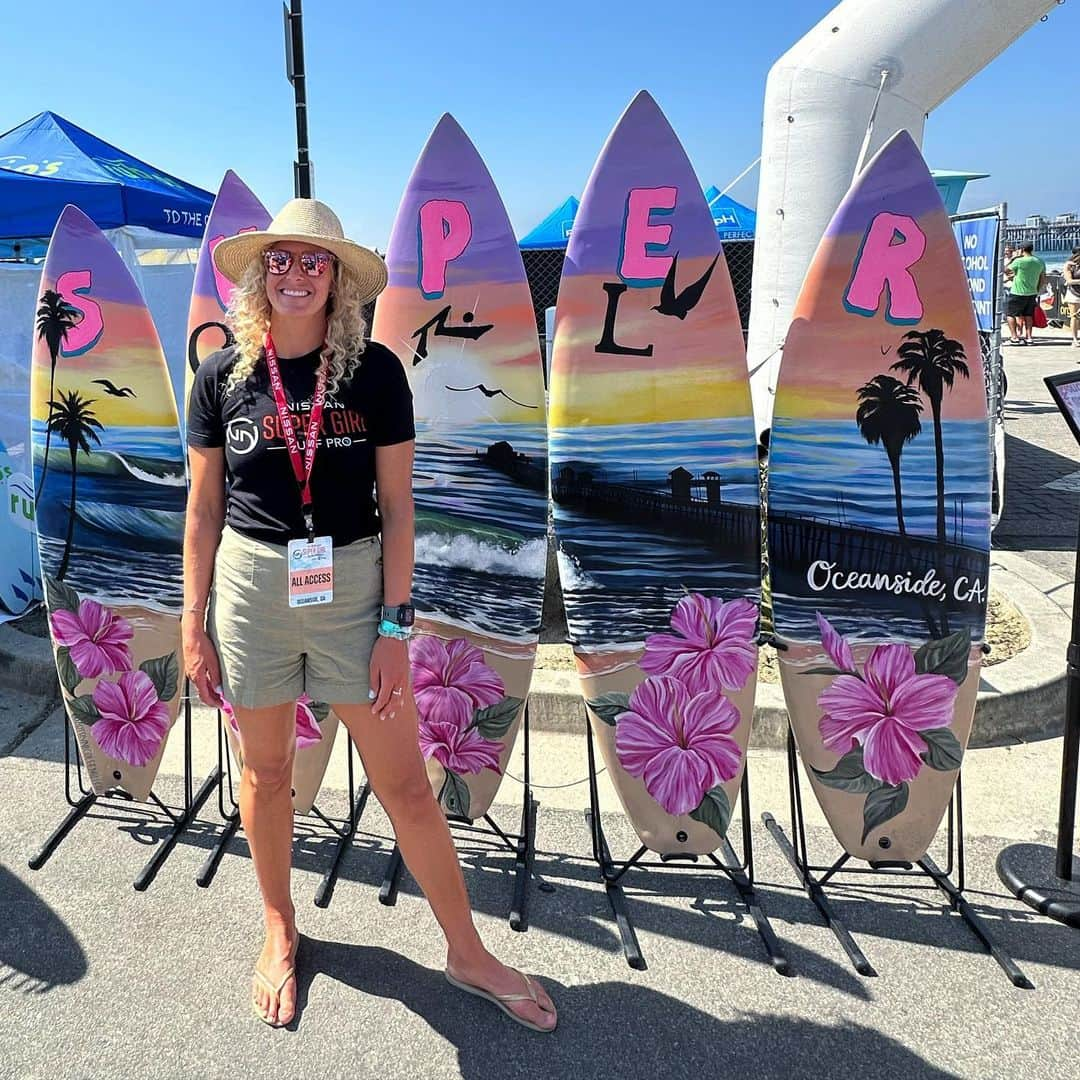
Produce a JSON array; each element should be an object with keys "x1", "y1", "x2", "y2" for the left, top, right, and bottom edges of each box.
[
  {"x1": 373, "y1": 113, "x2": 544, "y2": 427},
  {"x1": 773, "y1": 131, "x2": 986, "y2": 424},
  {"x1": 32, "y1": 206, "x2": 179, "y2": 431},
  {"x1": 549, "y1": 91, "x2": 752, "y2": 429}
]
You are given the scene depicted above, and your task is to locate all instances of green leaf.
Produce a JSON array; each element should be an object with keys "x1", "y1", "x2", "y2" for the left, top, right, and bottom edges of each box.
[
  {"x1": 54, "y1": 646, "x2": 81, "y2": 695},
  {"x1": 799, "y1": 666, "x2": 845, "y2": 677},
  {"x1": 920, "y1": 726, "x2": 964, "y2": 772},
  {"x1": 689, "y1": 785, "x2": 732, "y2": 838},
  {"x1": 307, "y1": 700, "x2": 331, "y2": 724},
  {"x1": 45, "y1": 575, "x2": 80, "y2": 614},
  {"x1": 861, "y1": 782, "x2": 909, "y2": 843},
  {"x1": 810, "y1": 745, "x2": 880, "y2": 793},
  {"x1": 440, "y1": 769, "x2": 471, "y2": 819},
  {"x1": 471, "y1": 696, "x2": 523, "y2": 740},
  {"x1": 914, "y1": 629, "x2": 971, "y2": 686},
  {"x1": 585, "y1": 692, "x2": 632, "y2": 727},
  {"x1": 139, "y1": 652, "x2": 179, "y2": 702},
  {"x1": 66, "y1": 693, "x2": 99, "y2": 726}
]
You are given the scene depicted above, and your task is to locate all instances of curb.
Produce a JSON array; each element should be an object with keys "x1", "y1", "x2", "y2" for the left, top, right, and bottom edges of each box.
[
  {"x1": 528, "y1": 549, "x2": 1071, "y2": 749},
  {"x1": 0, "y1": 621, "x2": 58, "y2": 698}
]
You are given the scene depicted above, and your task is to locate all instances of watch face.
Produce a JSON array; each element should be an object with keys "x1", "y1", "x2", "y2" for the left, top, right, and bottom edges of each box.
[{"x1": 385, "y1": 603, "x2": 415, "y2": 626}]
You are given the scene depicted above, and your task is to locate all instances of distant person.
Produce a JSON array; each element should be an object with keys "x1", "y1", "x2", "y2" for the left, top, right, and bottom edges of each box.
[
  {"x1": 1005, "y1": 242, "x2": 1046, "y2": 345},
  {"x1": 1064, "y1": 245, "x2": 1080, "y2": 348}
]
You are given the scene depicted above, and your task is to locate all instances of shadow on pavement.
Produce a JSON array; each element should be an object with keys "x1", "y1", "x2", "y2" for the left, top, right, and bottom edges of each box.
[
  {"x1": 0, "y1": 864, "x2": 86, "y2": 993},
  {"x1": 292, "y1": 940, "x2": 960, "y2": 1079}
]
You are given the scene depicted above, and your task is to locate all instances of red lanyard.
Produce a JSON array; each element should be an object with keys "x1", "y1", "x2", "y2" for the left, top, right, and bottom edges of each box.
[{"x1": 264, "y1": 333, "x2": 327, "y2": 542}]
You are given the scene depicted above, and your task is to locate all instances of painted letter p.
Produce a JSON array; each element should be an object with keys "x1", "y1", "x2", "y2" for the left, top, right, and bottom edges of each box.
[
  {"x1": 844, "y1": 212, "x2": 926, "y2": 324},
  {"x1": 417, "y1": 200, "x2": 472, "y2": 299}
]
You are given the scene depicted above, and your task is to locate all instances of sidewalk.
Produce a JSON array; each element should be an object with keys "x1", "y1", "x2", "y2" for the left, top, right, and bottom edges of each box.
[{"x1": 2, "y1": 332, "x2": 1080, "y2": 1079}]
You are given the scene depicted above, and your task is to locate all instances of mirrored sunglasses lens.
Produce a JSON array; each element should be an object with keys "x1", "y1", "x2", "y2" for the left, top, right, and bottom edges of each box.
[
  {"x1": 265, "y1": 250, "x2": 292, "y2": 275},
  {"x1": 299, "y1": 252, "x2": 333, "y2": 277}
]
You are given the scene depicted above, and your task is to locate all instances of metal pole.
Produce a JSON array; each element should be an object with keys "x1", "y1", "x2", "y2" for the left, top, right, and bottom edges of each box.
[
  {"x1": 1055, "y1": 508, "x2": 1080, "y2": 880},
  {"x1": 284, "y1": 0, "x2": 312, "y2": 198}
]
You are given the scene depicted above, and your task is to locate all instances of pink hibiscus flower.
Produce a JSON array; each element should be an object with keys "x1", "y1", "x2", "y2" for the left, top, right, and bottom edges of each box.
[
  {"x1": 817, "y1": 643, "x2": 959, "y2": 787},
  {"x1": 411, "y1": 636, "x2": 504, "y2": 729},
  {"x1": 640, "y1": 594, "x2": 757, "y2": 694},
  {"x1": 418, "y1": 714, "x2": 503, "y2": 776},
  {"x1": 221, "y1": 693, "x2": 323, "y2": 749},
  {"x1": 615, "y1": 675, "x2": 742, "y2": 817},
  {"x1": 51, "y1": 600, "x2": 133, "y2": 679},
  {"x1": 90, "y1": 670, "x2": 170, "y2": 767}
]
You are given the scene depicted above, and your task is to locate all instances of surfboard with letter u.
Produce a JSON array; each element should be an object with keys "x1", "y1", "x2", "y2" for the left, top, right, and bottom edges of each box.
[
  {"x1": 372, "y1": 114, "x2": 548, "y2": 822},
  {"x1": 32, "y1": 204, "x2": 185, "y2": 802},
  {"x1": 767, "y1": 130, "x2": 990, "y2": 862},
  {"x1": 549, "y1": 91, "x2": 761, "y2": 856}
]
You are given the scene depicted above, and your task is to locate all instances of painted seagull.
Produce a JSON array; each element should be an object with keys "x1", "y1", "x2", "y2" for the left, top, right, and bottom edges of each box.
[
  {"x1": 91, "y1": 378, "x2": 137, "y2": 398},
  {"x1": 445, "y1": 384, "x2": 537, "y2": 409},
  {"x1": 651, "y1": 252, "x2": 721, "y2": 320}
]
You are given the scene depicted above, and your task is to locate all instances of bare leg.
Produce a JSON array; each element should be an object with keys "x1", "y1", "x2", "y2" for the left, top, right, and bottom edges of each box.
[
  {"x1": 233, "y1": 701, "x2": 299, "y2": 1025},
  {"x1": 1006, "y1": 315, "x2": 1018, "y2": 342},
  {"x1": 334, "y1": 699, "x2": 556, "y2": 1030},
  {"x1": 1072, "y1": 313, "x2": 1079, "y2": 345}
]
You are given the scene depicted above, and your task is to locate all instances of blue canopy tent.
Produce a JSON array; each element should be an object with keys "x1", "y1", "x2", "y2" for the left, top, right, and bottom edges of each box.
[
  {"x1": 0, "y1": 111, "x2": 213, "y2": 249},
  {"x1": 519, "y1": 196, "x2": 579, "y2": 250},
  {"x1": 519, "y1": 189, "x2": 756, "y2": 250}
]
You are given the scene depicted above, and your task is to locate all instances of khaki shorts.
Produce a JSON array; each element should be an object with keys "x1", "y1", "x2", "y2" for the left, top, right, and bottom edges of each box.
[{"x1": 208, "y1": 526, "x2": 383, "y2": 709}]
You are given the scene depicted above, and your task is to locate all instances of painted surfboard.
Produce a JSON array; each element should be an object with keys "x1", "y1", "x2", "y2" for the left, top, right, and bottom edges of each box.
[
  {"x1": 32, "y1": 205, "x2": 185, "y2": 803},
  {"x1": 549, "y1": 91, "x2": 761, "y2": 857},
  {"x1": 372, "y1": 114, "x2": 548, "y2": 822},
  {"x1": 767, "y1": 130, "x2": 990, "y2": 863},
  {"x1": 185, "y1": 170, "x2": 339, "y2": 816}
]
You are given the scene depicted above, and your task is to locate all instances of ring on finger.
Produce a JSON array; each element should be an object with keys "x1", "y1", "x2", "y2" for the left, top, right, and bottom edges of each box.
[{"x1": 392, "y1": 687, "x2": 403, "y2": 696}]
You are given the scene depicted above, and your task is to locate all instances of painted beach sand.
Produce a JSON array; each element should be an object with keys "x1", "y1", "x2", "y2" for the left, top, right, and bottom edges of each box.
[
  {"x1": 32, "y1": 206, "x2": 185, "y2": 802},
  {"x1": 767, "y1": 130, "x2": 991, "y2": 862},
  {"x1": 184, "y1": 172, "x2": 339, "y2": 813},
  {"x1": 549, "y1": 91, "x2": 760, "y2": 856},
  {"x1": 372, "y1": 114, "x2": 547, "y2": 821},
  {"x1": 184, "y1": 170, "x2": 271, "y2": 429}
]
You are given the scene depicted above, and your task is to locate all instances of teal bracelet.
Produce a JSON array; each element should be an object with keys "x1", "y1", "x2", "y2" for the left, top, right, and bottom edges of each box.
[{"x1": 378, "y1": 618, "x2": 412, "y2": 640}]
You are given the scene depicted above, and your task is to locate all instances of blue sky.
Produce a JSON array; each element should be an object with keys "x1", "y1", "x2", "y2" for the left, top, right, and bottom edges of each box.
[{"x1": 0, "y1": 1, "x2": 1073, "y2": 244}]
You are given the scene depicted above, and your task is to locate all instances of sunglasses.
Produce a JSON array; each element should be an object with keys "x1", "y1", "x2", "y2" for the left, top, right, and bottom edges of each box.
[{"x1": 263, "y1": 249, "x2": 335, "y2": 277}]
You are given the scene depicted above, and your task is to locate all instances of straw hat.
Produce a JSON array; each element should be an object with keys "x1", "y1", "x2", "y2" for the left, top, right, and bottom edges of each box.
[{"x1": 212, "y1": 197, "x2": 387, "y2": 304}]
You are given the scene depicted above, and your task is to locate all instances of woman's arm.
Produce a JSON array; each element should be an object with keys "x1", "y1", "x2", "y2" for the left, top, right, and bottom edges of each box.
[
  {"x1": 183, "y1": 446, "x2": 226, "y2": 704},
  {"x1": 370, "y1": 439, "x2": 415, "y2": 718}
]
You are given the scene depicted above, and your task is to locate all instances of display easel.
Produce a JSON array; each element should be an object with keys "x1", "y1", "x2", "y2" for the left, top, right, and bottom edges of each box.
[
  {"x1": 378, "y1": 704, "x2": 538, "y2": 932},
  {"x1": 196, "y1": 710, "x2": 370, "y2": 908},
  {"x1": 997, "y1": 370, "x2": 1080, "y2": 927},
  {"x1": 28, "y1": 686, "x2": 218, "y2": 891},
  {"x1": 583, "y1": 707, "x2": 790, "y2": 974},
  {"x1": 765, "y1": 728, "x2": 1033, "y2": 987}
]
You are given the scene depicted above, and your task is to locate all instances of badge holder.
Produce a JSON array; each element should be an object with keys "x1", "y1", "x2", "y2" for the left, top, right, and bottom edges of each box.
[
  {"x1": 196, "y1": 707, "x2": 371, "y2": 907},
  {"x1": 377, "y1": 702, "x2": 539, "y2": 932},
  {"x1": 29, "y1": 679, "x2": 219, "y2": 891}
]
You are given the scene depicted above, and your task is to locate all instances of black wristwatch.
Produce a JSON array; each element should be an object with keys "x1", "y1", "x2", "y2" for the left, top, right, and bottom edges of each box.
[{"x1": 380, "y1": 602, "x2": 415, "y2": 628}]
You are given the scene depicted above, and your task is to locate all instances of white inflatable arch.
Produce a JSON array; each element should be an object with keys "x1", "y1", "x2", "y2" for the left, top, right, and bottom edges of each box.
[{"x1": 747, "y1": 0, "x2": 1061, "y2": 431}]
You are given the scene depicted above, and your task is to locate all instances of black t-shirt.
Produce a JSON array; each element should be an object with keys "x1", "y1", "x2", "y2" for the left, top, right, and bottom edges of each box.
[{"x1": 186, "y1": 341, "x2": 414, "y2": 545}]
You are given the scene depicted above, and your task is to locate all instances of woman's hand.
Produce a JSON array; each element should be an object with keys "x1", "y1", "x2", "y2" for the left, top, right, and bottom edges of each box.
[
  {"x1": 182, "y1": 614, "x2": 223, "y2": 707},
  {"x1": 369, "y1": 635, "x2": 411, "y2": 720}
]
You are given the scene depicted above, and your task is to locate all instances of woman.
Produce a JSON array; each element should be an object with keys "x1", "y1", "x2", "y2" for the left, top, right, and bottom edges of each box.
[
  {"x1": 1064, "y1": 245, "x2": 1080, "y2": 348},
  {"x1": 183, "y1": 198, "x2": 556, "y2": 1032}
]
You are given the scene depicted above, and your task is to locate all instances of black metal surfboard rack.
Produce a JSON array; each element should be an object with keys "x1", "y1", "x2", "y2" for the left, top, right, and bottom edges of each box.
[
  {"x1": 195, "y1": 705, "x2": 370, "y2": 908},
  {"x1": 377, "y1": 702, "x2": 538, "y2": 932},
  {"x1": 28, "y1": 682, "x2": 218, "y2": 891},
  {"x1": 583, "y1": 704, "x2": 790, "y2": 975},
  {"x1": 764, "y1": 726, "x2": 1033, "y2": 988}
]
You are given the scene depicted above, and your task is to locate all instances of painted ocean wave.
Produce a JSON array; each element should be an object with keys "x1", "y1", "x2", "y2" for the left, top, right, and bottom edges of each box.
[
  {"x1": 416, "y1": 531, "x2": 546, "y2": 579},
  {"x1": 73, "y1": 501, "x2": 185, "y2": 545},
  {"x1": 33, "y1": 446, "x2": 185, "y2": 486}
]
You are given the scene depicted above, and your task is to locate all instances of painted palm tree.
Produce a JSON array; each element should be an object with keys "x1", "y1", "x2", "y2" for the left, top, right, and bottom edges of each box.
[
  {"x1": 35, "y1": 290, "x2": 81, "y2": 498},
  {"x1": 46, "y1": 390, "x2": 103, "y2": 581},
  {"x1": 890, "y1": 329, "x2": 970, "y2": 548},
  {"x1": 856, "y1": 375, "x2": 923, "y2": 538}
]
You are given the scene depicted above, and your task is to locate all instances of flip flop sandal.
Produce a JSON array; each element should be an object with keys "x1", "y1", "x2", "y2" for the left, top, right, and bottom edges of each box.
[
  {"x1": 252, "y1": 944, "x2": 298, "y2": 1028},
  {"x1": 444, "y1": 968, "x2": 557, "y2": 1033}
]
